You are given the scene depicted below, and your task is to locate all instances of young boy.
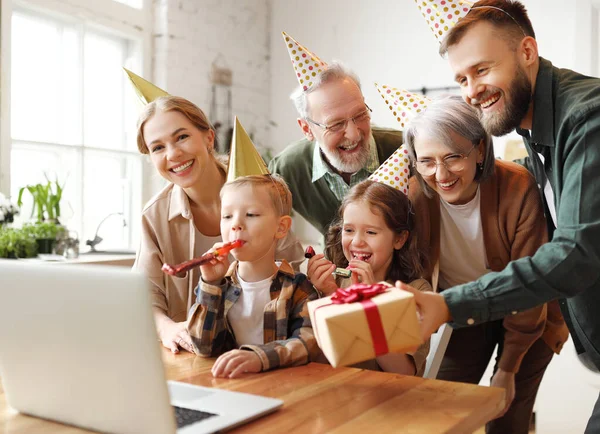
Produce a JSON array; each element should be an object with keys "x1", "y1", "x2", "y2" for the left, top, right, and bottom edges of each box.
[{"x1": 187, "y1": 174, "x2": 320, "y2": 378}]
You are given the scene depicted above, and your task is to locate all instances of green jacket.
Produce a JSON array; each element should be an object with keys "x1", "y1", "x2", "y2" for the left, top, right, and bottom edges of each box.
[
  {"x1": 444, "y1": 57, "x2": 600, "y2": 371},
  {"x1": 269, "y1": 127, "x2": 403, "y2": 235}
]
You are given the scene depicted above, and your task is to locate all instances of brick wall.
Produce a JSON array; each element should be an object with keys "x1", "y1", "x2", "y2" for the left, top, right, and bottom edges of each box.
[{"x1": 153, "y1": 0, "x2": 272, "y2": 153}]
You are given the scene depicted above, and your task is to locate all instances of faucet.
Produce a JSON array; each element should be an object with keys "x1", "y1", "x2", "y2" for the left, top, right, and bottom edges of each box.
[{"x1": 86, "y1": 212, "x2": 127, "y2": 252}]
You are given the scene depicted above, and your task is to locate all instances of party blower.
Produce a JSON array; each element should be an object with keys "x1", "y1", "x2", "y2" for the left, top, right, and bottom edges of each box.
[
  {"x1": 162, "y1": 240, "x2": 245, "y2": 276},
  {"x1": 304, "y1": 246, "x2": 352, "y2": 278}
]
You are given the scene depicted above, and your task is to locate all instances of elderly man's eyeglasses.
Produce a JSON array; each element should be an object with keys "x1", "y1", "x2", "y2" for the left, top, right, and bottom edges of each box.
[
  {"x1": 305, "y1": 105, "x2": 372, "y2": 134},
  {"x1": 414, "y1": 145, "x2": 478, "y2": 177}
]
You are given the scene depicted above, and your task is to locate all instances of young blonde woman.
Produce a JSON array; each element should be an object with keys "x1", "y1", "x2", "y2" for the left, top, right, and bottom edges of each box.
[{"x1": 134, "y1": 96, "x2": 303, "y2": 354}]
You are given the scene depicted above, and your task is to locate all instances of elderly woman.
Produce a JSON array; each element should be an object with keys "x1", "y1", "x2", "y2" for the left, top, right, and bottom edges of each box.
[
  {"x1": 404, "y1": 95, "x2": 568, "y2": 434},
  {"x1": 133, "y1": 96, "x2": 303, "y2": 354}
]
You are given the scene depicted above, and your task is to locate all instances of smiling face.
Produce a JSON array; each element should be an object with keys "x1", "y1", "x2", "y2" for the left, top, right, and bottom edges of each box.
[
  {"x1": 341, "y1": 200, "x2": 405, "y2": 279},
  {"x1": 448, "y1": 21, "x2": 533, "y2": 136},
  {"x1": 299, "y1": 77, "x2": 371, "y2": 174},
  {"x1": 413, "y1": 130, "x2": 483, "y2": 205},
  {"x1": 143, "y1": 109, "x2": 215, "y2": 188},
  {"x1": 220, "y1": 184, "x2": 287, "y2": 264}
]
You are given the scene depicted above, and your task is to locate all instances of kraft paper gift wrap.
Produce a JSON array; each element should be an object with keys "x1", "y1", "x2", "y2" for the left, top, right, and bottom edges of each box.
[{"x1": 308, "y1": 283, "x2": 422, "y2": 368}]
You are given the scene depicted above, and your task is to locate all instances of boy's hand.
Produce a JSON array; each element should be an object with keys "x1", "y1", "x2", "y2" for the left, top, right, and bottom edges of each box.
[
  {"x1": 199, "y1": 242, "x2": 230, "y2": 285},
  {"x1": 211, "y1": 350, "x2": 262, "y2": 378},
  {"x1": 348, "y1": 259, "x2": 375, "y2": 285},
  {"x1": 306, "y1": 253, "x2": 338, "y2": 295},
  {"x1": 157, "y1": 319, "x2": 193, "y2": 354}
]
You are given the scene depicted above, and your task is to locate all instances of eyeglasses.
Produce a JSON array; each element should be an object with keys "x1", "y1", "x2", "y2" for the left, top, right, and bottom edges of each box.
[
  {"x1": 305, "y1": 105, "x2": 372, "y2": 134},
  {"x1": 414, "y1": 145, "x2": 478, "y2": 177}
]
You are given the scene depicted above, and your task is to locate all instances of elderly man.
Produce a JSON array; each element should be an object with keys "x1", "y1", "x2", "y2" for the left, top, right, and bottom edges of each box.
[{"x1": 269, "y1": 33, "x2": 402, "y2": 235}]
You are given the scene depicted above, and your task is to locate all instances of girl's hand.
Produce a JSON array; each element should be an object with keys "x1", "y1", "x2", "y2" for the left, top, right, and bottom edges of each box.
[
  {"x1": 211, "y1": 350, "x2": 262, "y2": 378},
  {"x1": 199, "y1": 242, "x2": 230, "y2": 285},
  {"x1": 306, "y1": 253, "x2": 338, "y2": 295},
  {"x1": 348, "y1": 259, "x2": 376, "y2": 285}
]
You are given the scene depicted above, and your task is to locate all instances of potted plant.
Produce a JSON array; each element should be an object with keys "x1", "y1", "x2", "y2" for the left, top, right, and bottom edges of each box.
[
  {"x1": 17, "y1": 175, "x2": 65, "y2": 223},
  {"x1": 0, "y1": 227, "x2": 38, "y2": 259},
  {"x1": 17, "y1": 175, "x2": 67, "y2": 254},
  {"x1": 21, "y1": 221, "x2": 66, "y2": 254}
]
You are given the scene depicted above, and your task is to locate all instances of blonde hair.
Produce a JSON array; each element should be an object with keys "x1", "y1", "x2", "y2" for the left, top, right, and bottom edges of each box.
[{"x1": 221, "y1": 174, "x2": 292, "y2": 217}]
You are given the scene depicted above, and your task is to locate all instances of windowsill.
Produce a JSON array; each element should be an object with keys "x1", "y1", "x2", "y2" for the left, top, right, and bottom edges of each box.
[{"x1": 20, "y1": 254, "x2": 136, "y2": 267}]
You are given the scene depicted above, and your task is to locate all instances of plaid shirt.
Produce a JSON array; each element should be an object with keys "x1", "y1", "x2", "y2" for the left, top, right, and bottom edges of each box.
[
  {"x1": 311, "y1": 134, "x2": 379, "y2": 201},
  {"x1": 187, "y1": 260, "x2": 321, "y2": 371}
]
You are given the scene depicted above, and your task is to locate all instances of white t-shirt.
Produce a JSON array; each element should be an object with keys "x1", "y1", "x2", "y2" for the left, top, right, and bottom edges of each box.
[
  {"x1": 438, "y1": 187, "x2": 490, "y2": 289},
  {"x1": 227, "y1": 272, "x2": 274, "y2": 346},
  {"x1": 536, "y1": 152, "x2": 558, "y2": 227}
]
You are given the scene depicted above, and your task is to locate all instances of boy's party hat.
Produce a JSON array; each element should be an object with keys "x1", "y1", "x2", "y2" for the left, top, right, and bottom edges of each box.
[
  {"x1": 282, "y1": 31, "x2": 328, "y2": 92},
  {"x1": 226, "y1": 117, "x2": 270, "y2": 183},
  {"x1": 123, "y1": 68, "x2": 169, "y2": 105}
]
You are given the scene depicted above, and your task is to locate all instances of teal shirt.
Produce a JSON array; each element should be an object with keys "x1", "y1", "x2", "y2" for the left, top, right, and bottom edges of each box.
[
  {"x1": 443, "y1": 57, "x2": 600, "y2": 370},
  {"x1": 269, "y1": 127, "x2": 403, "y2": 235}
]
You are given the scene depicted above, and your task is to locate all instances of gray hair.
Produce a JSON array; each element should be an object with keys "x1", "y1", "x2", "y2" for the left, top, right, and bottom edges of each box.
[
  {"x1": 404, "y1": 95, "x2": 495, "y2": 198},
  {"x1": 290, "y1": 61, "x2": 362, "y2": 118}
]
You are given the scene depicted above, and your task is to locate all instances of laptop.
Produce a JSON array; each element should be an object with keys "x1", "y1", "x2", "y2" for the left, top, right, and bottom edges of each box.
[{"x1": 0, "y1": 260, "x2": 282, "y2": 433}]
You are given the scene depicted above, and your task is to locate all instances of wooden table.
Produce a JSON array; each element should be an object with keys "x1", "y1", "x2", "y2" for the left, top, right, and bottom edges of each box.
[{"x1": 0, "y1": 348, "x2": 505, "y2": 433}]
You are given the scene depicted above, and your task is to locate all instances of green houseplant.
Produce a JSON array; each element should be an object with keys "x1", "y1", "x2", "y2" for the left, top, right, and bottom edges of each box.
[
  {"x1": 21, "y1": 222, "x2": 66, "y2": 254},
  {"x1": 17, "y1": 175, "x2": 65, "y2": 223},
  {"x1": 17, "y1": 175, "x2": 67, "y2": 253},
  {"x1": 0, "y1": 227, "x2": 38, "y2": 259}
]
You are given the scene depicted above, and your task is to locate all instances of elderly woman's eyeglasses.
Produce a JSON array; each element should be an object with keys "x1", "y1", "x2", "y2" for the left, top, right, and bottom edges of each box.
[
  {"x1": 414, "y1": 145, "x2": 478, "y2": 177},
  {"x1": 305, "y1": 105, "x2": 372, "y2": 134}
]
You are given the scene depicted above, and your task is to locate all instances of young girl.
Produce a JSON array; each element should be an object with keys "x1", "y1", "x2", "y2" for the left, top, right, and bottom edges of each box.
[{"x1": 307, "y1": 179, "x2": 431, "y2": 376}]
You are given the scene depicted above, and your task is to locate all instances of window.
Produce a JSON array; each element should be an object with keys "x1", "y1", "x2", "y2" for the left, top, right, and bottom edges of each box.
[{"x1": 9, "y1": 8, "x2": 143, "y2": 251}]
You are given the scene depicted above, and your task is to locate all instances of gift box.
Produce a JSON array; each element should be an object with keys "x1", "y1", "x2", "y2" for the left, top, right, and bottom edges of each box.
[{"x1": 308, "y1": 283, "x2": 422, "y2": 368}]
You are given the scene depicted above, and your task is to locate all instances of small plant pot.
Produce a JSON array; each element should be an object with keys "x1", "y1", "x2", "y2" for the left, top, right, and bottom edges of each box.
[{"x1": 36, "y1": 238, "x2": 56, "y2": 254}]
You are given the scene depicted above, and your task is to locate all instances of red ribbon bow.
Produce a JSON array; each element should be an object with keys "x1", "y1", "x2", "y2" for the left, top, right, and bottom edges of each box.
[{"x1": 331, "y1": 283, "x2": 388, "y2": 304}]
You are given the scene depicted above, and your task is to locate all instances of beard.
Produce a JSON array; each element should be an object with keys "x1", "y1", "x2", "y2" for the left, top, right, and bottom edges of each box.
[
  {"x1": 318, "y1": 137, "x2": 370, "y2": 174},
  {"x1": 474, "y1": 64, "x2": 532, "y2": 137}
]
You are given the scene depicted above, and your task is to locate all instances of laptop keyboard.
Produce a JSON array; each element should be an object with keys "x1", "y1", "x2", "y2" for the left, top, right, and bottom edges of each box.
[{"x1": 173, "y1": 405, "x2": 217, "y2": 428}]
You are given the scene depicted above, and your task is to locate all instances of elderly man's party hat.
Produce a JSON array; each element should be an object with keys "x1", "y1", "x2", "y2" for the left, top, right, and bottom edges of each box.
[
  {"x1": 226, "y1": 117, "x2": 270, "y2": 183},
  {"x1": 368, "y1": 146, "x2": 411, "y2": 196},
  {"x1": 282, "y1": 32, "x2": 328, "y2": 92},
  {"x1": 123, "y1": 68, "x2": 169, "y2": 105},
  {"x1": 374, "y1": 84, "x2": 431, "y2": 130},
  {"x1": 414, "y1": 0, "x2": 473, "y2": 44}
]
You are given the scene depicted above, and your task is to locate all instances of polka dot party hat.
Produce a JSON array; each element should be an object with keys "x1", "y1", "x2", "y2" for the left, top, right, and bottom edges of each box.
[
  {"x1": 369, "y1": 145, "x2": 411, "y2": 196},
  {"x1": 282, "y1": 31, "x2": 328, "y2": 92},
  {"x1": 414, "y1": 0, "x2": 473, "y2": 44},
  {"x1": 374, "y1": 83, "x2": 431, "y2": 130}
]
